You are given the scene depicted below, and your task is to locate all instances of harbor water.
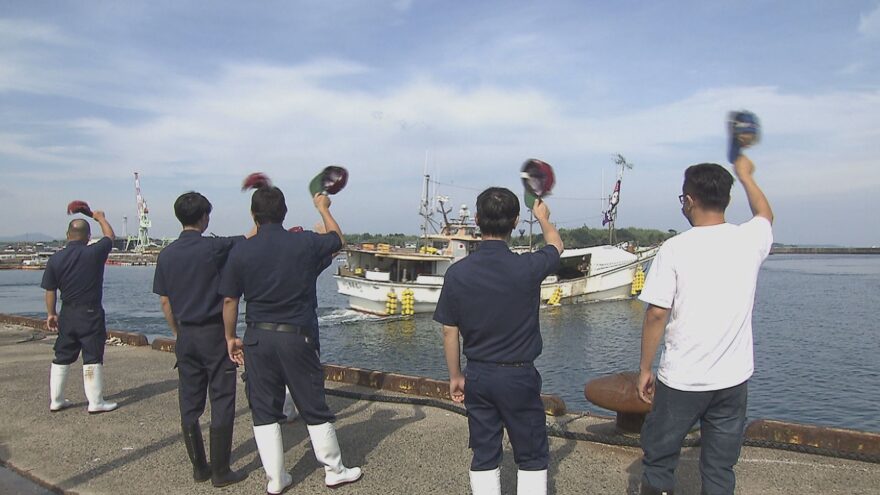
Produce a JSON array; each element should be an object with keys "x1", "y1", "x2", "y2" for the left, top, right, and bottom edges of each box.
[{"x1": 1, "y1": 254, "x2": 877, "y2": 432}]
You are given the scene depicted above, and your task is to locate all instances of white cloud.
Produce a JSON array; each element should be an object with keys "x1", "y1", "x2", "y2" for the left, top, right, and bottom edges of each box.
[
  {"x1": 0, "y1": 19, "x2": 69, "y2": 45},
  {"x1": 859, "y1": 3, "x2": 880, "y2": 37},
  {"x1": 5, "y1": 59, "x2": 879, "y2": 207},
  {"x1": 391, "y1": 0, "x2": 414, "y2": 12}
]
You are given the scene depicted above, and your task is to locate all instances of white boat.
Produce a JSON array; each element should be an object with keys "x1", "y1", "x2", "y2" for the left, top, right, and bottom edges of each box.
[
  {"x1": 334, "y1": 169, "x2": 659, "y2": 316},
  {"x1": 539, "y1": 244, "x2": 657, "y2": 305},
  {"x1": 335, "y1": 213, "x2": 480, "y2": 315}
]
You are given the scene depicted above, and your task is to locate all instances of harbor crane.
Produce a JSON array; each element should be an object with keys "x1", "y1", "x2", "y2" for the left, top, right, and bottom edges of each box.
[{"x1": 125, "y1": 172, "x2": 152, "y2": 252}]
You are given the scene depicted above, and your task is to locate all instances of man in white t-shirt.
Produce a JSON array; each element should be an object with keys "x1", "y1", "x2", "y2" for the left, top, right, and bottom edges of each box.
[{"x1": 637, "y1": 154, "x2": 773, "y2": 495}]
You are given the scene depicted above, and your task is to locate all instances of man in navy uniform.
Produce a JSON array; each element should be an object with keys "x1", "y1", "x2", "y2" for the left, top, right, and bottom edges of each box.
[
  {"x1": 435, "y1": 187, "x2": 563, "y2": 495},
  {"x1": 42, "y1": 210, "x2": 118, "y2": 414},
  {"x1": 219, "y1": 184, "x2": 362, "y2": 495},
  {"x1": 152, "y1": 192, "x2": 250, "y2": 487}
]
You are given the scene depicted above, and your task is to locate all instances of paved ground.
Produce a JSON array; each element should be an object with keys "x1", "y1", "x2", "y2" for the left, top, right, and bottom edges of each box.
[{"x1": 0, "y1": 323, "x2": 877, "y2": 495}]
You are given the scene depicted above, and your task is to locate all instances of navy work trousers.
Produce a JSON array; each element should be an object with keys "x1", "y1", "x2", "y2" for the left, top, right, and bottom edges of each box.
[
  {"x1": 53, "y1": 305, "x2": 106, "y2": 365},
  {"x1": 641, "y1": 380, "x2": 748, "y2": 495},
  {"x1": 242, "y1": 327, "x2": 334, "y2": 426},
  {"x1": 176, "y1": 322, "x2": 237, "y2": 427},
  {"x1": 464, "y1": 361, "x2": 549, "y2": 471}
]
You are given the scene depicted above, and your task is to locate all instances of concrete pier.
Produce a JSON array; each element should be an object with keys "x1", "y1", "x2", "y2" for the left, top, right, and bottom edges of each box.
[{"x1": 0, "y1": 323, "x2": 878, "y2": 494}]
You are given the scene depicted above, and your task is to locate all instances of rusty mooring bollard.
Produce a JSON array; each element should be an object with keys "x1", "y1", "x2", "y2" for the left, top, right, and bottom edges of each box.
[{"x1": 584, "y1": 371, "x2": 651, "y2": 434}]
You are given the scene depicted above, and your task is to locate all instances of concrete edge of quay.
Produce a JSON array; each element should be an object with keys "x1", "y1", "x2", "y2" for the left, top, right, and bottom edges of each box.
[{"x1": 1, "y1": 312, "x2": 877, "y2": 464}]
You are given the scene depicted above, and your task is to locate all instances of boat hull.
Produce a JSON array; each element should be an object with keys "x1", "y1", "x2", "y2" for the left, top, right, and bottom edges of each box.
[
  {"x1": 335, "y1": 259, "x2": 646, "y2": 315},
  {"x1": 334, "y1": 275, "x2": 443, "y2": 316}
]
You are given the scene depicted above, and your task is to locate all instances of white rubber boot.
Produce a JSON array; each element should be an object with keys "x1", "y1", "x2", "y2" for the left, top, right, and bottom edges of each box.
[
  {"x1": 253, "y1": 423, "x2": 293, "y2": 494},
  {"x1": 517, "y1": 469, "x2": 547, "y2": 495},
  {"x1": 306, "y1": 422, "x2": 363, "y2": 488},
  {"x1": 282, "y1": 387, "x2": 298, "y2": 423},
  {"x1": 83, "y1": 364, "x2": 118, "y2": 413},
  {"x1": 49, "y1": 363, "x2": 72, "y2": 411},
  {"x1": 469, "y1": 468, "x2": 501, "y2": 495}
]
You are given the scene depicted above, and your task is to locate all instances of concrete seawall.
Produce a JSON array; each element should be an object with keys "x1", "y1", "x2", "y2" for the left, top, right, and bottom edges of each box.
[{"x1": 1, "y1": 314, "x2": 878, "y2": 494}]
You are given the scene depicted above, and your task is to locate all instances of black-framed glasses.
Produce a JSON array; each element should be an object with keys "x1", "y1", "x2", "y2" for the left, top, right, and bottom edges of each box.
[{"x1": 678, "y1": 194, "x2": 686, "y2": 205}]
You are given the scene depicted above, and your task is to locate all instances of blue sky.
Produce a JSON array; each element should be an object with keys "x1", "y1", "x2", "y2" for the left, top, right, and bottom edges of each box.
[{"x1": 1, "y1": 1, "x2": 878, "y2": 245}]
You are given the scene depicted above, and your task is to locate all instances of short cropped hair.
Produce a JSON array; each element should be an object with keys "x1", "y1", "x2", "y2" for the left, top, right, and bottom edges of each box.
[
  {"x1": 67, "y1": 219, "x2": 90, "y2": 240},
  {"x1": 476, "y1": 187, "x2": 519, "y2": 237},
  {"x1": 251, "y1": 186, "x2": 288, "y2": 225},
  {"x1": 174, "y1": 192, "x2": 212, "y2": 227},
  {"x1": 683, "y1": 163, "x2": 734, "y2": 212}
]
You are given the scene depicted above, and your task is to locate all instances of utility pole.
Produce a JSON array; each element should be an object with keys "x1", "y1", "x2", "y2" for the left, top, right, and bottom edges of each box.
[{"x1": 521, "y1": 211, "x2": 538, "y2": 250}]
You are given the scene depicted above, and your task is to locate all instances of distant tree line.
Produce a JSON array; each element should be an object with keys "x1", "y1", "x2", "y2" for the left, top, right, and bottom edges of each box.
[
  {"x1": 345, "y1": 233, "x2": 420, "y2": 246},
  {"x1": 512, "y1": 226, "x2": 675, "y2": 248},
  {"x1": 347, "y1": 226, "x2": 675, "y2": 248}
]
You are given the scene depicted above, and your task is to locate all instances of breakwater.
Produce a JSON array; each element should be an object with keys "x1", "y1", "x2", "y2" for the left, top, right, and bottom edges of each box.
[{"x1": 771, "y1": 246, "x2": 880, "y2": 255}]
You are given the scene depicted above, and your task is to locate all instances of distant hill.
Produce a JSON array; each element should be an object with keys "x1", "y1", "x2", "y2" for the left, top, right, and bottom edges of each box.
[{"x1": 0, "y1": 233, "x2": 56, "y2": 242}]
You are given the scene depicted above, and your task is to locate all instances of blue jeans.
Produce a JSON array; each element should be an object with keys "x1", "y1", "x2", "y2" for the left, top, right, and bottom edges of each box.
[{"x1": 641, "y1": 380, "x2": 748, "y2": 495}]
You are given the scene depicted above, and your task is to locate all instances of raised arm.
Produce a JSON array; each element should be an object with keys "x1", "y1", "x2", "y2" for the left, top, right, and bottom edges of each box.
[
  {"x1": 532, "y1": 199, "x2": 563, "y2": 254},
  {"x1": 91, "y1": 211, "x2": 116, "y2": 241},
  {"x1": 314, "y1": 193, "x2": 345, "y2": 247},
  {"x1": 733, "y1": 154, "x2": 773, "y2": 224}
]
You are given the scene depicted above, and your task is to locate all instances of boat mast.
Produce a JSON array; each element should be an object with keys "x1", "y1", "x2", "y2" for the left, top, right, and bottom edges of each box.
[
  {"x1": 418, "y1": 153, "x2": 431, "y2": 248},
  {"x1": 604, "y1": 154, "x2": 633, "y2": 245}
]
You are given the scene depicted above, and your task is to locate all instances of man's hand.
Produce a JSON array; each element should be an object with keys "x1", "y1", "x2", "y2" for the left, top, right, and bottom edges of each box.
[
  {"x1": 227, "y1": 338, "x2": 244, "y2": 366},
  {"x1": 638, "y1": 369, "x2": 655, "y2": 404},
  {"x1": 46, "y1": 315, "x2": 58, "y2": 331},
  {"x1": 532, "y1": 198, "x2": 551, "y2": 221},
  {"x1": 733, "y1": 154, "x2": 755, "y2": 179},
  {"x1": 313, "y1": 193, "x2": 331, "y2": 211},
  {"x1": 92, "y1": 210, "x2": 106, "y2": 222},
  {"x1": 449, "y1": 373, "x2": 465, "y2": 403}
]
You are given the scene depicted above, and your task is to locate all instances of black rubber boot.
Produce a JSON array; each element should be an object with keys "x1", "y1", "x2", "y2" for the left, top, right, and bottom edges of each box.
[
  {"x1": 210, "y1": 425, "x2": 248, "y2": 487},
  {"x1": 640, "y1": 482, "x2": 674, "y2": 495},
  {"x1": 181, "y1": 423, "x2": 211, "y2": 483}
]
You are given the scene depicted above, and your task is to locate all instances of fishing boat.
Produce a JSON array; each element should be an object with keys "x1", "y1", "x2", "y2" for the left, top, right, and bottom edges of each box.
[
  {"x1": 334, "y1": 161, "x2": 659, "y2": 316},
  {"x1": 335, "y1": 197, "x2": 481, "y2": 316}
]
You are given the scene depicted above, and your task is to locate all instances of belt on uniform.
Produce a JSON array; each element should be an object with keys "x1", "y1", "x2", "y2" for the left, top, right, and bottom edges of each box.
[
  {"x1": 178, "y1": 314, "x2": 224, "y2": 327},
  {"x1": 62, "y1": 301, "x2": 101, "y2": 309},
  {"x1": 467, "y1": 359, "x2": 534, "y2": 367},
  {"x1": 248, "y1": 322, "x2": 310, "y2": 335}
]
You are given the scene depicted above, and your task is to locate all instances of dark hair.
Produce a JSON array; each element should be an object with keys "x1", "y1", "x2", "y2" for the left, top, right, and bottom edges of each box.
[
  {"x1": 476, "y1": 187, "x2": 520, "y2": 237},
  {"x1": 174, "y1": 192, "x2": 212, "y2": 227},
  {"x1": 67, "y1": 219, "x2": 90, "y2": 240},
  {"x1": 251, "y1": 186, "x2": 287, "y2": 225},
  {"x1": 683, "y1": 163, "x2": 734, "y2": 212}
]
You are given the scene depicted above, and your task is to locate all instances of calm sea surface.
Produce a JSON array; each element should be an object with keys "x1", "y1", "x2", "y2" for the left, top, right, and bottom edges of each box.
[{"x1": 1, "y1": 254, "x2": 878, "y2": 432}]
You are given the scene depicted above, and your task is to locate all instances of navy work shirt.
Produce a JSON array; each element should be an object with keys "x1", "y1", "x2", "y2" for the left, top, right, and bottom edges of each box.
[
  {"x1": 152, "y1": 230, "x2": 244, "y2": 324},
  {"x1": 433, "y1": 240, "x2": 561, "y2": 363},
  {"x1": 40, "y1": 237, "x2": 113, "y2": 306},
  {"x1": 218, "y1": 223, "x2": 342, "y2": 329}
]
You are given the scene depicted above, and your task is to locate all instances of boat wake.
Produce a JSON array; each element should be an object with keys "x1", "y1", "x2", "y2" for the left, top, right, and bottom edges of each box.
[{"x1": 318, "y1": 308, "x2": 388, "y2": 325}]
